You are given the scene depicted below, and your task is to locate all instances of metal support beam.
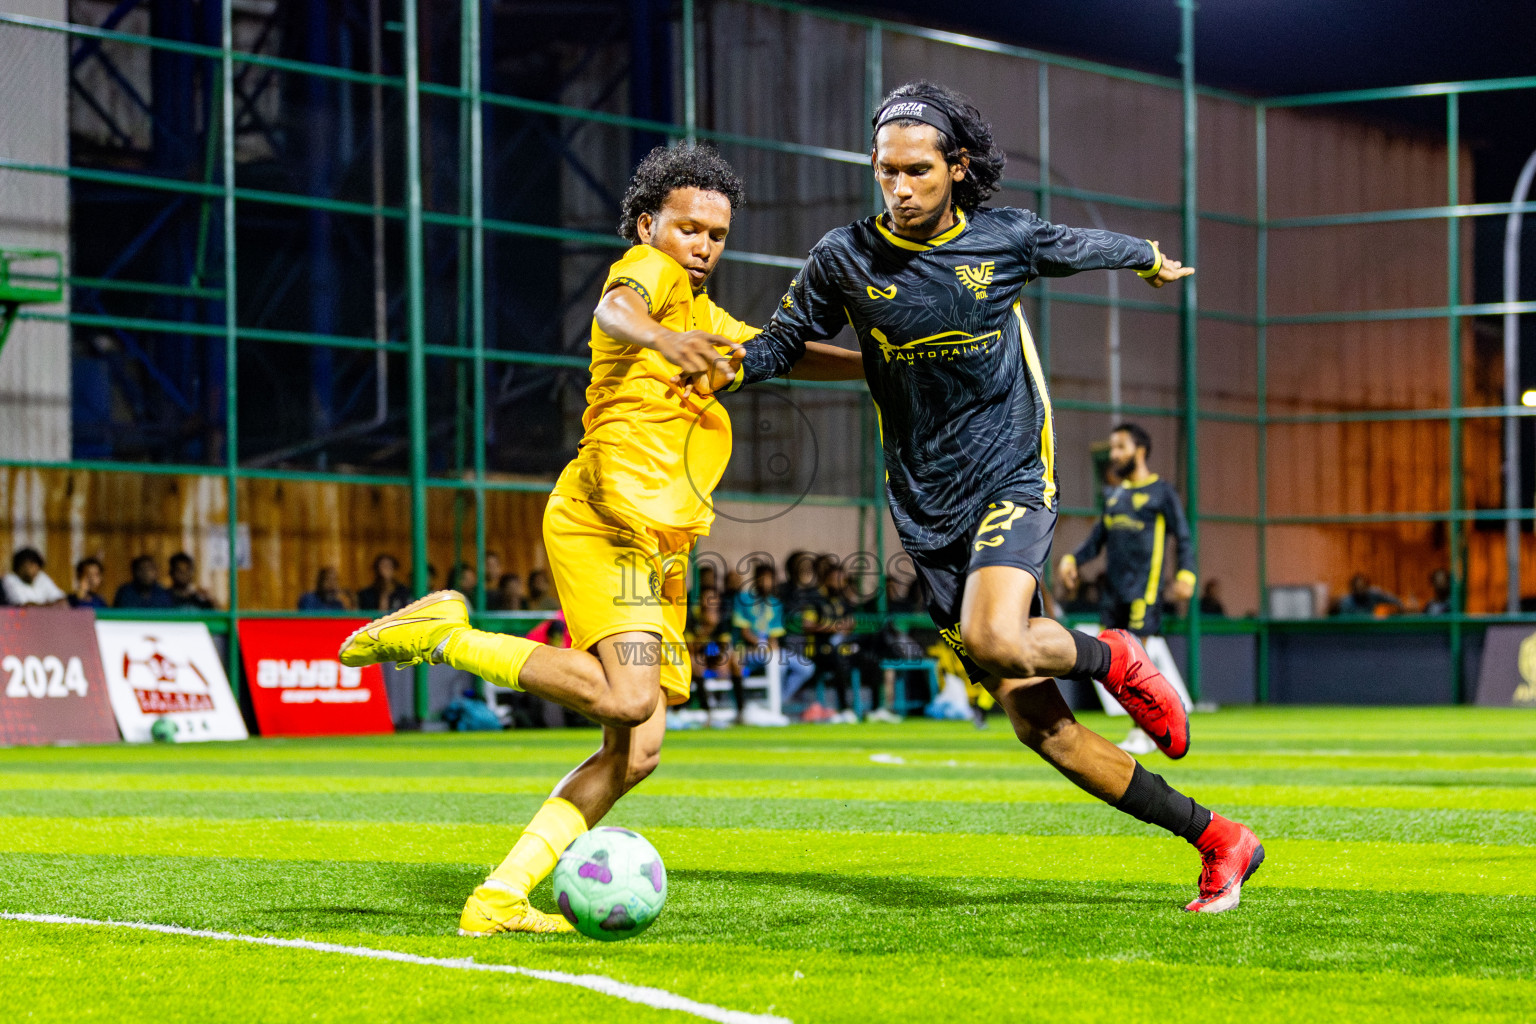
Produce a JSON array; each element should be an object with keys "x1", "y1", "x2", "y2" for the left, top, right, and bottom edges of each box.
[
  {"x1": 220, "y1": 0, "x2": 240, "y2": 698},
  {"x1": 1177, "y1": 0, "x2": 1201, "y2": 701},
  {"x1": 1447, "y1": 94, "x2": 1464, "y2": 701},
  {"x1": 403, "y1": 0, "x2": 430, "y2": 723}
]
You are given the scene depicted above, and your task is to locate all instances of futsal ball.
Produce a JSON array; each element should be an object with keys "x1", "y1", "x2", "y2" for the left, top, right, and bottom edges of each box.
[{"x1": 553, "y1": 827, "x2": 667, "y2": 941}]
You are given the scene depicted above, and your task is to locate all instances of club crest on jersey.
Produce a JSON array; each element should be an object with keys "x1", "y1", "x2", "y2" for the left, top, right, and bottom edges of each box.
[
  {"x1": 955, "y1": 262, "x2": 995, "y2": 299},
  {"x1": 1133, "y1": 492, "x2": 1151, "y2": 510},
  {"x1": 866, "y1": 284, "x2": 897, "y2": 300},
  {"x1": 938, "y1": 624, "x2": 969, "y2": 657}
]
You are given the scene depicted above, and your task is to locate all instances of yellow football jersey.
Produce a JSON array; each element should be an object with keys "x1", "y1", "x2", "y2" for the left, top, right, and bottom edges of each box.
[{"x1": 551, "y1": 244, "x2": 759, "y2": 535}]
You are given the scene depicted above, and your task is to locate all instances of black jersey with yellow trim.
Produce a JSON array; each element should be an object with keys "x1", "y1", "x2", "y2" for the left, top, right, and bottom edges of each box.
[
  {"x1": 734, "y1": 205, "x2": 1158, "y2": 551},
  {"x1": 1068, "y1": 474, "x2": 1196, "y2": 607}
]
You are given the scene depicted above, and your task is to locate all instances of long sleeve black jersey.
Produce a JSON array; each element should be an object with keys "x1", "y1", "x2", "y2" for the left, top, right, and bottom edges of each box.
[
  {"x1": 733, "y1": 206, "x2": 1157, "y2": 551},
  {"x1": 1070, "y1": 475, "x2": 1196, "y2": 606}
]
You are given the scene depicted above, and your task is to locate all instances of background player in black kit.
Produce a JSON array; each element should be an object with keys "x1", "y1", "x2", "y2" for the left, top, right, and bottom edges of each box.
[
  {"x1": 692, "y1": 80, "x2": 1264, "y2": 912},
  {"x1": 1060, "y1": 422, "x2": 1197, "y2": 755}
]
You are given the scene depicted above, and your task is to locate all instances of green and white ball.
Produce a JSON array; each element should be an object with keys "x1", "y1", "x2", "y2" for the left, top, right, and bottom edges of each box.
[{"x1": 553, "y1": 827, "x2": 667, "y2": 941}]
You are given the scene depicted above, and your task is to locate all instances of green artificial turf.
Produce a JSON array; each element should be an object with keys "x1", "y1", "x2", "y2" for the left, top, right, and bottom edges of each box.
[{"x1": 2, "y1": 707, "x2": 1534, "y2": 1022}]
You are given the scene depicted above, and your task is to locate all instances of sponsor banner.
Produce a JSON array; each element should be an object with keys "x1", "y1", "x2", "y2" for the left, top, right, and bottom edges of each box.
[
  {"x1": 1475, "y1": 626, "x2": 1536, "y2": 707},
  {"x1": 0, "y1": 608, "x2": 120, "y2": 746},
  {"x1": 238, "y1": 619, "x2": 392, "y2": 736},
  {"x1": 96, "y1": 621, "x2": 249, "y2": 742}
]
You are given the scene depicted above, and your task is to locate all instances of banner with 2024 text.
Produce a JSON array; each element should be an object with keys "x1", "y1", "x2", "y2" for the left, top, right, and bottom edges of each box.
[
  {"x1": 238, "y1": 618, "x2": 393, "y2": 736},
  {"x1": 0, "y1": 607, "x2": 120, "y2": 746}
]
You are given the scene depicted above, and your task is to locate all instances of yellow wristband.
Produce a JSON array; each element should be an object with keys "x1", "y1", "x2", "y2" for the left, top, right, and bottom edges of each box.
[
  {"x1": 1176, "y1": 569, "x2": 1197, "y2": 587},
  {"x1": 1136, "y1": 241, "x2": 1164, "y2": 279}
]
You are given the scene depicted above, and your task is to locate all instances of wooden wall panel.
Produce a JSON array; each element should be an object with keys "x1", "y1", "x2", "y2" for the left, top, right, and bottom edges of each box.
[{"x1": 0, "y1": 468, "x2": 549, "y2": 610}]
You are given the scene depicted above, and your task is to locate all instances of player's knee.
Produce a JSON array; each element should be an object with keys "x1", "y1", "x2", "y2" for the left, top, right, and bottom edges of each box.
[
  {"x1": 625, "y1": 746, "x2": 662, "y2": 789},
  {"x1": 964, "y1": 616, "x2": 1042, "y2": 676},
  {"x1": 604, "y1": 689, "x2": 657, "y2": 729},
  {"x1": 1022, "y1": 716, "x2": 1079, "y2": 759}
]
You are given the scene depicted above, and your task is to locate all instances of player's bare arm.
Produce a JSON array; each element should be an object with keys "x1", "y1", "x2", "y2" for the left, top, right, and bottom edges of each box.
[
  {"x1": 786, "y1": 342, "x2": 864, "y2": 380},
  {"x1": 595, "y1": 284, "x2": 743, "y2": 377}
]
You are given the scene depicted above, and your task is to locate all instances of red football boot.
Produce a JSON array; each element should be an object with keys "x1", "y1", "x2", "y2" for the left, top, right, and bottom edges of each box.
[
  {"x1": 1185, "y1": 814, "x2": 1265, "y2": 913},
  {"x1": 1098, "y1": 629, "x2": 1190, "y2": 759}
]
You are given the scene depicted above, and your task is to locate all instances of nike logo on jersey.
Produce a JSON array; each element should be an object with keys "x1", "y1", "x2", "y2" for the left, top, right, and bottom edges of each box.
[{"x1": 866, "y1": 284, "x2": 897, "y2": 300}]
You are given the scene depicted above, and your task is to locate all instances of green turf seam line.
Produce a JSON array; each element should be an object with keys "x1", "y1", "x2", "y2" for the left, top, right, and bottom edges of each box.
[{"x1": 0, "y1": 913, "x2": 788, "y2": 1024}]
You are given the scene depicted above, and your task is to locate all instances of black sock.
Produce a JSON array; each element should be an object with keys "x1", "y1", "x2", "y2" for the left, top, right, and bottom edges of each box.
[
  {"x1": 1114, "y1": 762, "x2": 1212, "y2": 844},
  {"x1": 1062, "y1": 631, "x2": 1112, "y2": 682}
]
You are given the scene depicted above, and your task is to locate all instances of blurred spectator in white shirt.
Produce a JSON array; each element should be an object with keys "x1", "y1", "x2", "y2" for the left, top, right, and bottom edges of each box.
[{"x1": 3, "y1": 548, "x2": 68, "y2": 607}]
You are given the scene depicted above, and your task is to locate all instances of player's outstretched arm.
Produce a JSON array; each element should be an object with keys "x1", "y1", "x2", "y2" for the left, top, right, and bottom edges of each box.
[
  {"x1": 785, "y1": 342, "x2": 865, "y2": 382},
  {"x1": 595, "y1": 284, "x2": 743, "y2": 379},
  {"x1": 1023, "y1": 213, "x2": 1194, "y2": 287},
  {"x1": 1138, "y1": 240, "x2": 1195, "y2": 289}
]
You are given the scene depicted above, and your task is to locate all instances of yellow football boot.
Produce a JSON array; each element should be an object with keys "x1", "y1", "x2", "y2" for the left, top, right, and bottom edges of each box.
[
  {"x1": 338, "y1": 590, "x2": 470, "y2": 669},
  {"x1": 458, "y1": 884, "x2": 575, "y2": 937}
]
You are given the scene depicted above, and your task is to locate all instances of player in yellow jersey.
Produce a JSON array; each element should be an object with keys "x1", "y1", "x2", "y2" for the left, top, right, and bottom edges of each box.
[{"x1": 338, "y1": 144, "x2": 861, "y2": 936}]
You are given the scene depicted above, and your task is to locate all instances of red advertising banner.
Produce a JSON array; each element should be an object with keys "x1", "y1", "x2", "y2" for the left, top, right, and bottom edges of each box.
[
  {"x1": 238, "y1": 619, "x2": 393, "y2": 736},
  {"x1": 0, "y1": 608, "x2": 120, "y2": 746}
]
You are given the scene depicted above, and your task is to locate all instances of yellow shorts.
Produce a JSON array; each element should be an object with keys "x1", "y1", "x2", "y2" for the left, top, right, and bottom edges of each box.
[{"x1": 542, "y1": 495, "x2": 694, "y2": 706}]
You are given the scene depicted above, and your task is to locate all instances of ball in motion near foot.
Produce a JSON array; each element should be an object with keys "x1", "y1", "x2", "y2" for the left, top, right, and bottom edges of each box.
[{"x1": 553, "y1": 827, "x2": 667, "y2": 941}]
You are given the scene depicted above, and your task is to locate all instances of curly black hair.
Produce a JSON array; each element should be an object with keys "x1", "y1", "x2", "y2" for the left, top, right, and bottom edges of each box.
[
  {"x1": 871, "y1": 81, "x2": 1005, "y2": 212},
  {"x1": 618, "y1": 144, "x2": 745, "y2": 244}
]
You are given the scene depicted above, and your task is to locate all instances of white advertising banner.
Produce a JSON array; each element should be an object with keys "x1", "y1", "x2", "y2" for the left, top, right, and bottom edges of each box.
[{"x1": 95, "y1": 621, "x2": 249, "y2": 743}]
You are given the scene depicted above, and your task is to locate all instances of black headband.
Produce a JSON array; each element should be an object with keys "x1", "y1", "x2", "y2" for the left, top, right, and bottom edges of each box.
[{"x1": 875, "y1": 99, "x2": 955, "y2": 141}]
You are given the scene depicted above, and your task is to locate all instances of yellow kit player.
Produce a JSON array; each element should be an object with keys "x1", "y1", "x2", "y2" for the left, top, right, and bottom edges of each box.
[{"x1": 339, "y1": 144, "x2": 860, "y2": 936}]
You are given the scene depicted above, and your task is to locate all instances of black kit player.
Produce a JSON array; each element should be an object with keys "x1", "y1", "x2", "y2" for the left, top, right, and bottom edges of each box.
[
  {"x1": 1059, "y1": 422, "x2": 1198, "y2": 756},
  {"x1": 690, "y1": 81, "x2": 1264, "y2": 912}
]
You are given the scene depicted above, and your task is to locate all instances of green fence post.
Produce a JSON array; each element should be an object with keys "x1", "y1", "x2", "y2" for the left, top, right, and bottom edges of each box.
[
  {"x1": 1447, "y1": 93, "x2": 1465, "y2": 702},
  {"x1": 865, "y1": 24, "x2": 882, "y2": 212},
  {"x1": 1254, "y1": 103, "x2": 1270, "y2": 703},
  {"x1": 1178, "y1": 0, "x2": 1201, "y2": 701},
  {"x1": 682, "y1": 0, "x2": 697, "y2": 144},
  {"x1": 404, "y1": 0, "x2": 430, "y2": 723},
  {"x1": 219, "y1": 0, "x2": 241, "y2": 699},
  {"x1": 467, "y1": 0, "x2": 488, "y2": 633},
  {"x1": 1037, "y1": 63, "x2": 1052, "y2": 374}
]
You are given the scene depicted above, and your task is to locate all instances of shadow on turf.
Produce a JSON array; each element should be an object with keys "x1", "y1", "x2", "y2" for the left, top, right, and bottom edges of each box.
[{"x1": 672, "y1": 869, "x2": 1164, "y2": 908}]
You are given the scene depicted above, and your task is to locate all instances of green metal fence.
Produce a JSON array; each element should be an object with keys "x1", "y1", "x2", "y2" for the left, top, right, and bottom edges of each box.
[{"x1": 2, "y1": 0, "x2": 1535, "y2": 714}]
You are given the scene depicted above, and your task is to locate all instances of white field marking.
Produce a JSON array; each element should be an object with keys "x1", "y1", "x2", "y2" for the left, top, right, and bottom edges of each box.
[{"x1": 0, "y1": 913, "x2": 790, "y2": 1024}]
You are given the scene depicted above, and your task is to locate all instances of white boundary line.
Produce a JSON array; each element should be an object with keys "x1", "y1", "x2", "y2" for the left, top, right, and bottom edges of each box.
[{"x1": 1, "y1": 913, "x2": 790, "y2": 1024}]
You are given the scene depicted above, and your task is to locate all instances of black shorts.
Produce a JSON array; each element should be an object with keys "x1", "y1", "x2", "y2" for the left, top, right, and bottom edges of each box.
[
  {"x1": 910, "y1": 497, "x2": 1056, "y2": 684},
  {"x1": 1103, "y1": 598, "x2": 1161, "y2": 638}
]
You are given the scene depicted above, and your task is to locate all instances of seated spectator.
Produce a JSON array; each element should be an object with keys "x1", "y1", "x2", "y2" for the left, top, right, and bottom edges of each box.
[
  {"x1": 525, "y1": 610, "x2": 571, "y2": 648},
  {"x1": 483, "y1": 552, "x2": 503, "y2": 592},
  {"x1": 114, "y1": 555, "x2": 174, "y2": 609},
  {"x1": 357, "y1": 554, "x2": 411, "y2": 613},
  {"x1": 1334, "y1": 573, "x2": 1402, "y2": 617},
  {"x1": 489, "y1": 573, "x2": 526, "y2": 611},
  {"x1": 299, "y1": 567, "x2": 352, "y2": 611},
  {"x1": 734, "y1": 562, "x2": 814, "y2": 703},
  {"x1": 863, "y1": 574, "x2": 917, "y2": 615},
  {"x1": 69, "y1": 557, "x2": 108, "y2": 609},
  {"x1": 1424, "y1": 568, "x2": 1452, "y2": 615},
  {"x1": 446, "y1": 562, "x2": 479, "y2": 597},
  {"x1": 168, "y1": 552, "x2": 216, "y2": 609},
  {"x1": 1200, "y1": 579, "x2": 1227, "y2": 617},
  {"x1": 720, "y1": 567, "x2": 744, "y2": 611},
  {"x1": 688, "y1": 588, "x2": 744, "y2": 723},
  {"x1": 3, "y1": 548, "x2": 67, "y2": 606},
  {"x1": 526, "y1": 568, "x2": 559, "y2": 611}
]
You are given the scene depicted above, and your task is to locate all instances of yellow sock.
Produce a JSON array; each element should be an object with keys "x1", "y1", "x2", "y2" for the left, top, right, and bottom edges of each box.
[
  {"x1": 487, "y1": 797, "x2": 589, "y2": 896},
  {"x1": 445, "y1": 628, "x2": 541, "y2": 691}
]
